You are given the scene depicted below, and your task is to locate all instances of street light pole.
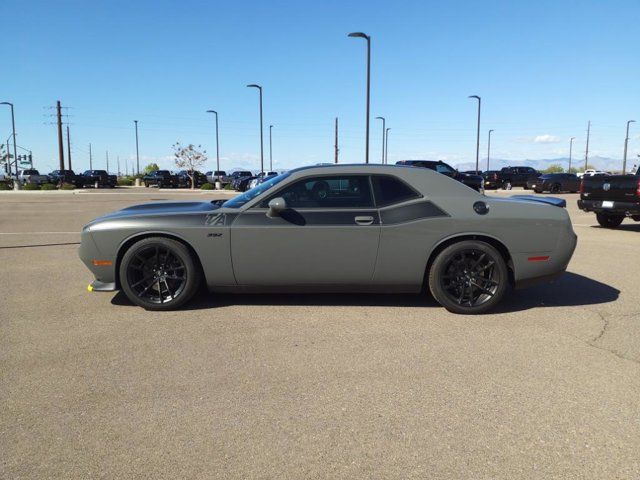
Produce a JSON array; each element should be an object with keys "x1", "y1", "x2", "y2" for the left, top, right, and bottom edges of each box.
[
  {"x1": 468, "y1": 95, "x2": 481, "y2": 174},
  {"x1": 584, "y1": 120, "x2": 591, "y2": 171},
  {"x1": 246, "y1": 84, "x2": 264, "y2": 174},
  {"x1": 569, "y1": 137, "x2": 575, "y2": 172},
  {"x1": 375, "y1": 117, "x2": 385, "y2": 163},
  {"x1": 269, "y1": 125, "x2": 273, "y2": 171},
  {"x1": 134, "y1": 120, "x2": 140, "y2": 175},
  {"x1": 0, "y1": 102, "x2": 17, "y2": 178},
  {"x1": 622, "y1": 120, "x2": 636, "y2": 174},
  {"x1": 487, "y1": 129, "x2": 494, "y2": 171},
  {"x1": 206, "y1": 110, "x2": 221, "y2": 180},
  {"x1": 385, "y1": 128, "x2": 390, "y2": 165},
  {"x1": 348, "y1": 32, "x2": 371, "y2": 164}
]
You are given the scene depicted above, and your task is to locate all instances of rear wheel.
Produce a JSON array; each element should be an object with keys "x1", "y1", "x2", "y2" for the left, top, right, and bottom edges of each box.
[
  {"x1": 119, "y1": 237, "x2": 201, "y2": 310},
  {"x1": 428, "y1": 240, "x2": 508, "y2": 314},
  {"x1": 550, "y1": 183, "x2": 561, "y2": 194},
  {"x1": 596, "y1": 213, "x2": 624, "y2": 229}
]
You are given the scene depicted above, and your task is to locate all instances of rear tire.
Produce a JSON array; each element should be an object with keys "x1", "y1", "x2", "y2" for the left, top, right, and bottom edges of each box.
[
  {"x1": 596, "y1": 213, "x2": 624, "y2": 229},
  {"x1": 550, "y1": 183, "x2": 561, "y2": 194},
  {"x1": 119, "y1": 237, "x2": 202, "y2": 310},
  {"x1": 428, "y1": 240, "x2": 508, "y2": 314}
]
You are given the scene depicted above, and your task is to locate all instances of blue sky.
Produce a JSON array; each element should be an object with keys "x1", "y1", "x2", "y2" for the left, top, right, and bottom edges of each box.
[{"x1": 2, "y1": 0, "x2": 639, "y2": 173}]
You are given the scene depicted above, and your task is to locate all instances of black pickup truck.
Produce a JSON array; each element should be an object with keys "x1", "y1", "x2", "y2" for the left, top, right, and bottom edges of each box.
[
  {"x1": 176, "y1": 170, "x2": 207, "y2": 188},
  {"x1": 396, "y1": 160, "x2": 484, "y2": 192},
  {"x1": 578, "y1": 172, "x2": 640, "y2": 228},
  {"x1": 496, "y1": 166, "x2": 539, "y2": 189},
  {"x1": 79, "y1": 170, "x2": 117, "y2": 188},
  {"x1": 143, "y1": 170, "x2": 179, "y2": 188},
  {"x1": 48, "y1": 169, "x2": 84, "y2": 187}
]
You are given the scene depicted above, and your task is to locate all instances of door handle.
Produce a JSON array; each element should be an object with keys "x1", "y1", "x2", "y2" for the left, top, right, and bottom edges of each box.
[{"x1": 354, "y1": 215, "x2": 374, "y2": 226}]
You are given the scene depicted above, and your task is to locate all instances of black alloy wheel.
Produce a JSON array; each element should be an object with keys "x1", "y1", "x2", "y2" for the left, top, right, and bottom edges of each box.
[
  {"x1": 429, "y1": 240, "x2": 508, "y2": 314},
  {"x1": 595, "y1": 213, "x2": 624, "y2": 229},
  {"x1": 119, "y1": 237, "x2": 201, "y2": 310}
]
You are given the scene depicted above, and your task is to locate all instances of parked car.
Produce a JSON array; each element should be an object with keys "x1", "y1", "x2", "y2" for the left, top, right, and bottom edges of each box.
[
  {"x1": 79, "y1": 170, "x2": 117, "y2": 188},
  {"x1": 577, "y1": 170, "x2": 640, "y2": 228},
  {"x1": 16, "y1": 169, "x2": 49, "y2": 185},
  {"x1": 481, "y1": 170, "x2": 501, "y2": 189},
  {"x1": 143, "y1": 170, "x2": 179, "y2": 188},
  {"x1": 527, "y1": 173, "x2": 580, "y2": 193},
  {"x1": 228, "y1": 170, "x2": 253, "y2": 184},
  {"x1": 176, "y1": 170, "x2": 207, "y2": 188},
  {"x1": 205, "y1": 170, "x2": 229, "y2": 185},
  {"x1": 577, "y1": 169, "x2": 609, "y2": 178},
  {"x1": 80, "y1": 164, "x2": 577, "y2": 314},
  {"x1": 233, "y1": 175, "x2": 257, "y2": 192},
  {"x1": 496, "y1": 166, "x2": 539, "y2": 189},
  {"x1": 48, "y1": 169, "x2": 83, "y2": 187},
  {"x1": 396, "y1": 160, "x2": 484, "y2": 192}
]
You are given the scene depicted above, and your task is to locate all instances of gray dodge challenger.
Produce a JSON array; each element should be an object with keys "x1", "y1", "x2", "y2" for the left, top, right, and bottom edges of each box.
[{"x1": 79, "y1": 164, "x2": 577, "y2": 314}]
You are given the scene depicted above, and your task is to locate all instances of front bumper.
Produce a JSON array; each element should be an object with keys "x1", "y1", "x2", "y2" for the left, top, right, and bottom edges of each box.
[{"x1": 88, "y1": 280, "x2": 117, "y2": 292}]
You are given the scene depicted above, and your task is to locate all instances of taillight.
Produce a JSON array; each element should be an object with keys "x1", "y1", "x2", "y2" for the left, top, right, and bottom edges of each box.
[
  {"x1": 636, "y1": 178, "x2": 640, "y2": 197},
  {"x1": 579, "y1": 180, "x2": 585, "y2": 194}
]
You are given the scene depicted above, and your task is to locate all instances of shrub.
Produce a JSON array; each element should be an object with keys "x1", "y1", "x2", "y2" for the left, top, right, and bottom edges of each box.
[
  {"x1": 200, "y1": 182, "x2": 214, "y2": 190},
  {"x1": 41, "y1": 183, "x2": 56, "y2": 190},
  {"x1": 22, "y1": 183, "x2": 40, "y2": 190},
  {"x1": 224, "y1": 183, "x2": 234, "y2": 190},
  {"x1": 0, "y1": 182, "x2": 12, "y2": 190},
  {"x1": 118, "y1": 178, "x2": 133, "y2": 186},
  {"x1": 60, "y1": 183, "x2": 75, "y2": 190}
]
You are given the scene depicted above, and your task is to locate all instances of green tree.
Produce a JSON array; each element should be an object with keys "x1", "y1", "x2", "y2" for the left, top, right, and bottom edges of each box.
[
  {"x1": 542, "y1": 164, "x2": 564, "y2": 174},
  {"x1": 142, "y1": 163, "x2": 160, "y2": 175}
]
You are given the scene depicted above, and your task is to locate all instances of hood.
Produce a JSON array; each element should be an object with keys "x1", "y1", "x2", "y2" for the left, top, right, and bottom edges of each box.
[{"x1": 89, "y1": 201, "x2": 221, "y2": 223}]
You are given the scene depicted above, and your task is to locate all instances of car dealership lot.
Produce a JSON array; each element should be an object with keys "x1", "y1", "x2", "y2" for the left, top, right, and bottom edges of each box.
[{"x1": 1, "y1": 189, "x2": 639, "y2": 479}]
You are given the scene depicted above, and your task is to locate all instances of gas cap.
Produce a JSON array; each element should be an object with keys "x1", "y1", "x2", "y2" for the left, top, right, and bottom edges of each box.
[{"x1": 473, "y1": 201, "x2": 489, "y2": 215}]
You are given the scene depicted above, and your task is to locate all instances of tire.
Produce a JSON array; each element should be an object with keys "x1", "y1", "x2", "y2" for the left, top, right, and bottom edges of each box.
[
  {"x1": 144, "y1": 182, "x2": 149, "y2": 188},
  {"x1": 596, "y1": 213, "x2": 624, "y2": 229},
  {"x1": 428, "y1": 240, "x2": 509, "y2": 314},
  {"x1": 119, "y1": 237, "x2": 202, "y2": 310},
  {"x1": 550, "y1": 183, "x2": 561, "y2": 194},
  {"x1": 533, "y1": 189, "x2": 542, "y2": 194}
]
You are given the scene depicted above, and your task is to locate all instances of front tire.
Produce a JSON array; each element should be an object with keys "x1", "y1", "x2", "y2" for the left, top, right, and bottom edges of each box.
[
  {"x1": 428, "y1": 240, "x2": 508, "y2": 314},
  {"x1": 550, "y1": 183, "x2": 561, "y2": 194},
  {"x1": 119, "y1": 237, "x2": 202, "y2": 310},
  {"x1": 596, "y1": 213, "x2": 624, "y2": 229}
]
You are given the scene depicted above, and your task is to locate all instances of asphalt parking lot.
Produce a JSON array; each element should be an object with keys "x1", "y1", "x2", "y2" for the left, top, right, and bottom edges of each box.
[{"x1": 1, "y1": 188, "x2": 639, "y2": 479}]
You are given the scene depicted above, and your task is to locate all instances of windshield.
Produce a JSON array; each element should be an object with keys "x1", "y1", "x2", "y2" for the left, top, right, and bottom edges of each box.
[{"x1": 223, "y1": 172, "x2": 291, "y2": 208}]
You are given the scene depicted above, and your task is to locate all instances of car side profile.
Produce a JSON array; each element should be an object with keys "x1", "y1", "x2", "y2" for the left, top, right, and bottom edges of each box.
[
  {"x1": 79, "y1": 164, "x2": 577, "y2": 314},
  {"x1": 527, "y1": 173, "x2": 580, "y2": 193}
]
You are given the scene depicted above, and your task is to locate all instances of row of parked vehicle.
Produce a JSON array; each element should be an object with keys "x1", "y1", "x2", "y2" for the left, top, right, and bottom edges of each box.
[{"x1": 3, "y1": 169, "x2": 118, "y2": 188}]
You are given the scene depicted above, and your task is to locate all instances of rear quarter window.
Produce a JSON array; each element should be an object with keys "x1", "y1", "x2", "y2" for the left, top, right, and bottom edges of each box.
[{"x1": 372, "y1": 175, "x2": 421, "y2": 207}]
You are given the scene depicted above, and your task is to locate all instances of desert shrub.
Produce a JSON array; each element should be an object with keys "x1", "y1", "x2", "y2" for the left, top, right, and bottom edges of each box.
[
  {"x1": 40, "y1": 183, "x2": 56, "y2": 190},
  {"x1": 118, "y1": 178, "x2": 133, "y2": 186},
  {"x1": 22, "y1": 183, "x2": 40, "y2": 190},
  {"x1": 200, "y1": 183, "x2": 214, "y2": 190},
  {"x1": 60, "y1": 183, "x2": 75, "y2": 190},
  {"x1": 0, "y1": 182, "x2": 12, "y2": 190}
]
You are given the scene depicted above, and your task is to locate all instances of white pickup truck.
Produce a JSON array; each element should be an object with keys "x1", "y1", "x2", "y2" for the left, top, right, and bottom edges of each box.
[
  {"x1": 15, "y1": 169, "x2": 50, "y2": 185},
  {"x1": 577, "y1": 169, "x2": 609, "y2": 178}
]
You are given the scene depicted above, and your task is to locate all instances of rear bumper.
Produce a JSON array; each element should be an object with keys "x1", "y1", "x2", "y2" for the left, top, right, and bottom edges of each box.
[{"x1": 578, "y1": 199, "x2": 640, "y2": 215}]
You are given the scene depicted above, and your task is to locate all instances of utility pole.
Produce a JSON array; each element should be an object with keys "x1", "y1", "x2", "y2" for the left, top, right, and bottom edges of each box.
[
  {"x1": 269, "y1": 125, "x2": 273, "y2": 171},
  {"x1": 117, "y1": 156, "x2": 120, "y2": 177},
  {"x1": 56, "y1": 101, "x2": 65, "y2": 170},
  {"x1": 385, "y1": 128, "x2": 390, "y2": 165},
  {"x1": 376, "y1": 116, "x2": 386, "y2": 163},
  {"x1": 106, "y1": 151, "x2": 109, "y2": 174},
  {"x1": 622, "y1": 120, "x2": 636, "y2": 174},
  {"x1": 468, "y1": 95, "x2": 481, "y2": 174},
  {"x1": 89, "y1": 143, "x2": 93, "y2": 170},
  {"x1": 66, "y1": 125, "x2": 72, "y2": 170},
  {"x1": 334, "y1": 117, "x2": 339, "y2": 163},
  {"x1": 134, "y1": 120, "x2": 140, "y2": 175},
  {"x1": 584, "y1": 120, "x2": 591, "y2": 171},
  {"x1": 348, "y1": 32, "x2": 371, "y2": 164},
  {"x1": 569, "y1": 137, "x2": 575, "y2": 172},
  {"x1": 487, "y1": 129, "x2": 494, "y2": 171}
]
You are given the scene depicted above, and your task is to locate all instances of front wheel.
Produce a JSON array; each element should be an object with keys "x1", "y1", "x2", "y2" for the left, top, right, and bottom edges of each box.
[
  {"x1": 428, "y1": 240, "x2": 508, "y2": 314},
  {"x1": 550, "y1": 183, "x2": 561, "y2": 194},
  {"x1": 119, "y1": 237, "x2": 202, "y2": 310},
  {"x1": 596, "y1": 213, "x2": 624, "y2": 229}
]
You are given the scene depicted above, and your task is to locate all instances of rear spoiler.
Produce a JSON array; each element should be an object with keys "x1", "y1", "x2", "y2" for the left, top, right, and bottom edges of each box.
[{"x1": 510, "y1": 195, "x2": 566, "y2": 208}]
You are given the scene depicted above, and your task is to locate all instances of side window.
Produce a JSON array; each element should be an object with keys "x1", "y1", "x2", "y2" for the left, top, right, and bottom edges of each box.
[
  {"x1": 435, "y1": 164, "x2": 452, "y2": 174},
  {"x1": 267, "y1": 175, "x2": 373, "y2": 208},
  {"x1": 372, "y1": 175, "x2": 420, "y2": 207}
]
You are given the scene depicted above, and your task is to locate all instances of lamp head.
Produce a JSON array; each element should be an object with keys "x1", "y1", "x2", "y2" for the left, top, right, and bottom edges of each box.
[
  {"x1": 468, "y1": 95, "x2": 480, "y2": 100},
  {"x1": 246, "y1": 84, "x2": 261, "y2": 89},
  {"x1": 375, "y1": 116, "x2": 385, "y2": 120},
  {"x1": 348, "y1": 32, "x2": 369, "y2": 40}
]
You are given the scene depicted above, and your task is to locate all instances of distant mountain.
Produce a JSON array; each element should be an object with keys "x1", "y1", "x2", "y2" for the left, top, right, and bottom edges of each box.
[{"x1": 453, "y1": 156, "x2": 636, "y2": 173}]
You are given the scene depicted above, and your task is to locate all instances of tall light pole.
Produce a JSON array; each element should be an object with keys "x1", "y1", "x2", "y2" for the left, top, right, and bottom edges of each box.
[
  {"x1": 89, "y1": 143, "x2": 93, "y2": 170},
  {"x1": 206, "y1": 110, "x2": 220, "y2": 180},
  {"x1": 385, "y1": 128, "x2": 390, "y2": 165},
  {"x1": 134, "y1": 120, "x2": 140, "y2": 175},
  {"x1": 584, "y1": 120, "x2": 591, "y2": 171},
  {"x1": 486, "y1": 129, "x2": 494, "y2": 171},
  {"x1": 568, "y1": 137, "x2": 575, "y2": 173},
  {"x1": 468, "y1": 95, "x2": 481, "y2": 174},
  {"x1": 623, "y1": 120, "x2": 636, "y2": 174},
  {"x1": 269, "y1": 125, "x2": 274, "y2": 171},
  {"x1": 375, "y1": 116, "x2": 385, "y2": 164},
  {"x1": 246, "y1": 84, "x2": 264, "y2": 174},
  {"x1": 348, "y1": 32, "x2": 371, "y2": 164},
  {"x1": 0, "y1": 102, "x2": 17, "y2": 178}
]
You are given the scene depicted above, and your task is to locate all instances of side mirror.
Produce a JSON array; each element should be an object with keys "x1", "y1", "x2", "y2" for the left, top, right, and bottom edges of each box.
[{"x1": 267, "y1": 197, "x2": 287, "y2": 218}]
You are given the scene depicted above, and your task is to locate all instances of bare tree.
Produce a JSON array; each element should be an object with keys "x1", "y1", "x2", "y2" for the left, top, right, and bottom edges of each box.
[{"x1": 172, "y1": 143, "x2": 207, "y2": 189}]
